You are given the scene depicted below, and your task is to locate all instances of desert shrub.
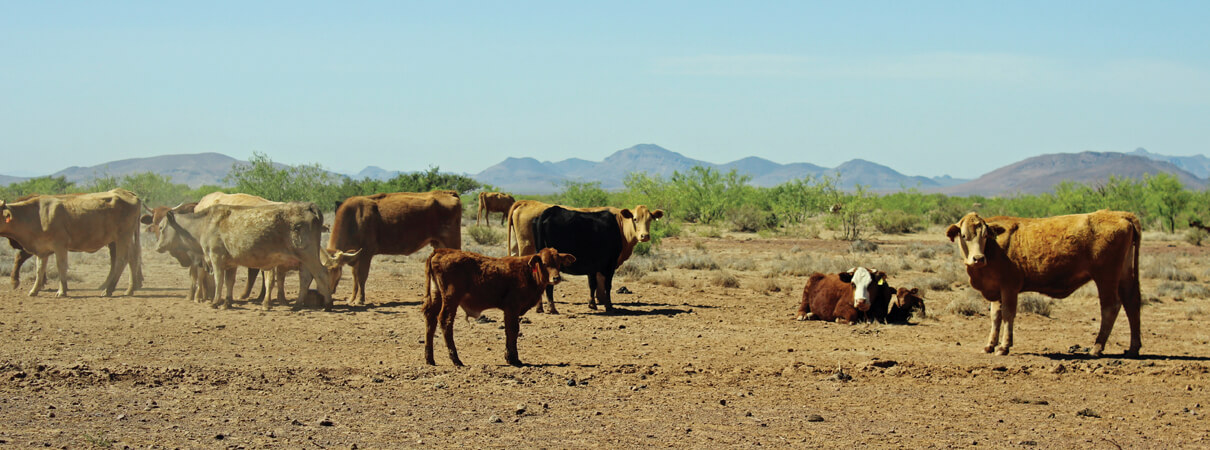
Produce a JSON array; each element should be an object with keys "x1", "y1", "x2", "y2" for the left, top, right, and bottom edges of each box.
[
  {"x1": 750, "y1": 278, "x2": 785, "y2": 294},
  {"x1": 617, "y1": 255, "x2": 666, "y2": 280},
  {"x1": 634, "y1": 219, "x2": 680, "y2": 257},
  {"x1": 467, "y1": 225, "x2": 504, "y2": 246},
  {"x1": 554, "y1": 181, "x2": 608, "y2": 207},
  {"x1": 709, "y1": 270, "x2": 740, "y2": 288},
  {"x1": 726, "y1": 258, "x2": 757, "y2": 272},
  {"x1": 1186, "y1": 305, "x2": 1206, "y2": 320},
  {"x1": 850, "y1": 240, "x2": 878, "y2": 253},
  {"x1": 698, "y1": 226, "x2": 722, "y2": 238},
  {"x1": 1154, "y1": 280, "x2": 1208, "y2": 300},
  {"x1": 1018, "y1": 293, "x2": 1053, "y2": 317},
  {"x1": 919, "y1": 276, "x2": 954, "y2": 292},
  {"x1": 642, "y1": 273, "x2": 679, "y2": 288},
  {"x1": 944, "y1": 292, "x2": 986, "y2": 316},
  {"x1": 783, "y1": 222, "x2": 821, "y2": 239},
  {"x1": 727, "y1": 204, "x2": 777, "y2": 232},
  {"x1": 1185, "y1": 228, "x2": 1208, "y2": 246},
  {"x1": 675, "y1": 253, "x2": 719, "y2": 270},
  {"x1": 871, "y1": 210, "x2": 924, "y2": 234},
  {"x1": 1184, "y1": 283, "x2": 1210, "y2": 298},
  {"x1": 909, "y1": 242, "x2": 954, "y2": 260},
  {"x1": 1143, "y1": 256, "x2": 1197, "y2": 282}
]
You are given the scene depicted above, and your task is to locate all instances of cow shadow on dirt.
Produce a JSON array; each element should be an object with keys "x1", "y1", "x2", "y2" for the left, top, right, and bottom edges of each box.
[
  {"x1": 594, "y1": 306, "x2": 692, "y2": 317},
  {"x1": 1033, "y1": 352, "x2": 1210, "y2": 362},
  {"x1": 338, "y1": 301, "x2": 420, "y2": 313},
  {"x1": 610, "y1": 300, "x2": 717, "y2": 310}
]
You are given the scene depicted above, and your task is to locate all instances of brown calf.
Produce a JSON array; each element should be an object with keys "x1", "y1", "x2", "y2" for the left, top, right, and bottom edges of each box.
[
  {"x1": 887, "y1": 287, "x2": 927, "y2": 324},
  {"x1": 423, "y1": 247, "x2": 575, "y2": 366},
  {"x1": 796, "y1": 267, "x2": 893, "y2": 324}
]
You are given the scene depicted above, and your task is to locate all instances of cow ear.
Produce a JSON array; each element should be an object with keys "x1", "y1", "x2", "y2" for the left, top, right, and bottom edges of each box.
[
  {"x1": 620, "y1": 209, "x2": 634, "y2": 219},
  {"x1": 910, "y1": 287, "x2": 919, "y2": 295},
  {"x1": 988, "y1": 223, "x2": 1008, "y2": 237},
  {"x1": 140, "y1": 214, "x2": 153, "y2": 225},
  {"x1": 945, "y1": 224, "x2": 960, "y2": 241},
  {"x1": 651, "y1": 209, "x2": 664, "y2": 219},
  {"x1": 838, "y1": 272, "x2": 854, "y2": 283},
  {"x1": 559, "y1": 253, "x2": 576, "y2": 266},
  {"x1": 527, "y1": 255, "x2": 542, "y2": 266}
]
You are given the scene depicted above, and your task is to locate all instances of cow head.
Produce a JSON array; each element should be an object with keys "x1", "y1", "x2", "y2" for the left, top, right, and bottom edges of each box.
[
  {"x1": 530, "y1": 247, "x2": 576, "y2": 287},
  {"x1": 156, "y1": 211, "x2": 194, "y2": 254},
  {"x1": 946, "y1": 212, "x2": 1005, "y2": 268},
  {"x1": 322, "y1": 248, "x2": 362, "y2": 293},
  {"x1": 837, "y1": 267, "x2": 883, "y2": 312},
  {"x1": 895, "y1": 287, "x2": 927, "y2": 318},
  {"x1": 624, "y1": 205, "x2": 665, "y2": 243}
]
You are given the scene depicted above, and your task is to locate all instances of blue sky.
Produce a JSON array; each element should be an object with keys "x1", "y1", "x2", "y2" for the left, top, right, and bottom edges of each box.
[{"x1": 2, "y1": 1, "x2": 1208, "y2": 179}]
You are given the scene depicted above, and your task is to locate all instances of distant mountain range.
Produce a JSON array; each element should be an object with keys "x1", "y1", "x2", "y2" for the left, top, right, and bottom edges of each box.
[
  {"x1": 1, "y1": 145, "x2": 1205, "y2": 197},
  {"x1": 474, "y1": 144, "x2": 963, "y2": 194},
  {"x1": 937, "y1": 151, "x2": 1205, "y2": 196}
]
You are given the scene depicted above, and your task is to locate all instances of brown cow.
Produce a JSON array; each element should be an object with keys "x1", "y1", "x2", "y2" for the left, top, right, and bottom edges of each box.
[
  {"x1": 946, "y1": 210, "x2": 1142, "y2": 356},
  {"x1": 476, "y1": 192, "x2": 515, "y2": 227},
  {"x1": 423, "y1": 247, "x2": 575, "y2": 366},
  {"x1": 0, "y1": 189, "x2": 143, "y2": 297},
  {"x1": 887, "y1": 287, "x2": 927, "y2": 324},
  {"x1": 796, "y1": 267, "x2": 893, "y2": 324},
  {"x1": 507, "y1": 200, "x2": 663, "y2": 267},
  {"x1": 326, "y1": 190, "x2": 462, "y2": 305}
]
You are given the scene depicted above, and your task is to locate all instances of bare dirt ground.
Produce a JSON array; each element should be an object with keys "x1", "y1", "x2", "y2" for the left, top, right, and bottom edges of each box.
[{"x1": 0, "y1": 224, "x2": 1207, "y2": 448}]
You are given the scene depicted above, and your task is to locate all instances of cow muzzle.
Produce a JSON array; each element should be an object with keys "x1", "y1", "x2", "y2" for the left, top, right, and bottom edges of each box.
[
  {"x1": 854, "y1": 298, "x2": 871, "y2": 312},
  {"x1": 550, "y1": 275, "x2": 563, "y2": 284},
  {"x1": 639, "y1": 233, "x2": 651, "y2": 242},
  {"x1": 965, "y1": 254, "x2": 987, "y2": 268}
]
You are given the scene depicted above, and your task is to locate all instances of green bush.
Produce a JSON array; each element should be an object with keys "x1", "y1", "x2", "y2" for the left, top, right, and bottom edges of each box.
[
  {"x1": 871, "y1": 210, "x2": 924, "y2": 234},
  {"x1": 467, "y1": 225, "x2": 504, "y2": 246},
  {"x1": 727, "y1": 204, "x2": 777, "y2": 232}
]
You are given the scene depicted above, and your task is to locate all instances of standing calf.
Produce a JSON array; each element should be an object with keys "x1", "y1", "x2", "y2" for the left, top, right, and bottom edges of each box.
[{"x1": 423, "y1": 247, "x2": 575, "y2": 366}]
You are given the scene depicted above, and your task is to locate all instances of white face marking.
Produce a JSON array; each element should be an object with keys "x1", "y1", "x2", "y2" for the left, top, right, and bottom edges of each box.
[{"x1": 850, "y1": 267, "x2": 874, "y2": 311}]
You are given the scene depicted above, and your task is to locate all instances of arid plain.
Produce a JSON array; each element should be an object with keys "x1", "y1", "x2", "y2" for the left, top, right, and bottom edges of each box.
[{"x1": 0, "y1": 220, "x2": 1207, "y2": 448}]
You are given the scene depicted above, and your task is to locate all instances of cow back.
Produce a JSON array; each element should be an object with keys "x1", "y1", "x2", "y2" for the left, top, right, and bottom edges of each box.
[
  {"x1": 534, "y1": 206, "x2": 622, "y2": 276},
  {"x1": 329, "y1": 191, "x2": 462, "y2": 255}
]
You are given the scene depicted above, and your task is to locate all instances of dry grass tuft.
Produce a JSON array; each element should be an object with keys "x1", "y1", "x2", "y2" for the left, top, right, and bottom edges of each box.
[
  {"x1": 466, "y1": 226, "x2": 504, "y2": 246},
  {"x1": 944, "y1": 291, "x2": 986, "y2": 316},
  {"x1": 642, "y1": 273, "x2": 679, "y2": 288},
  {"x1": 709, "y1": 270, "x2": 740, "y2": 288},
  {"x1": 1018, "y1": 293, "x2": 1053, "y2": 317},
  {"x1": 750, "y1": 278, "x2": 785, "y2": 294},
  {"x1": 617, "y1": 255, "x2": 667, "y2": 280},
  {"x1": 676, "y1": 253, "x2": 720, "y2": 271},
  {"x1": 726, "y1": 258, "x2": 757, "y2": 272}
]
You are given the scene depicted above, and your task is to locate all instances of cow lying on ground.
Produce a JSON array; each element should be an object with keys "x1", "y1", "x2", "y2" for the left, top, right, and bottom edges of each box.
[
  {"x1": 477, "y1": 192, "x2": 515, "y2": 227},
  {"x1": 946, "y1": 210, "x2": 1142, "y2": 356},
  {"x1": 1, "y1": 189, "x2": 143, "y2": 297},
  {"x1": 887, "y1": 287, "x2": 927, "y2": 324},
  {"x1": 326, "y1": 190, "x2": 462, "y2": 305},
  {"x1": 797, "y1": 267, "x2": 894, "y2": 324},
  {"x1": 533, "y1": 206, "x2": 627, "y2": 313},
  {"x1": 157, "y1": 202, "x2": 335, "y2": 310},
  {"x1": 423, "y1": 247, "x2": 575, "y2": 366}
]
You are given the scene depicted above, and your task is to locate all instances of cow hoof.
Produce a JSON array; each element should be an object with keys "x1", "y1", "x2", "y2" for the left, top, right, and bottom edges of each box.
[
  {"x1": 1090, "y1": 344, "x2": 1105, "y2": 358},
  {"x1": 995, "y1": 346, "x2": 1010, "y2": 356},
  {"x1": 588, "y1": 304, "x2": 598, "y2": 310},
  {"x1": 507, "y1": 359, "x2": 523, "y2": 367},
  {"x1": 55, "y1": 291, "x2": 68, "y2": 298},
  {"x1": 983, "y1": 345, "x2": 996, "y2": 354}
]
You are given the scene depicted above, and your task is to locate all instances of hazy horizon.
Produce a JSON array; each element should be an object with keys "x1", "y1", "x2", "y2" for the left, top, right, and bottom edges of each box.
[{"x1": 3, "y1": 2, "x2": 1207, "y2": 179}]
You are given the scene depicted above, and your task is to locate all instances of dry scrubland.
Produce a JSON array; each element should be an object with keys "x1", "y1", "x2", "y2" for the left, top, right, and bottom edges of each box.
[{"x1": 0, "y1": 218, "x2": 1208, "y2": 448}]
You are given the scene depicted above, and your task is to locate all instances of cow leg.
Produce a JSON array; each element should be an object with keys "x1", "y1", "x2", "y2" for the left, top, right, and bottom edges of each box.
[
  {"x1": 209, "y1": 261, "x2": 227, "y2": 309},
  {"x1": 599, "y1": 272, "x2": 615, "y2": 312},
  {"x1": 996, "y1": 291, "x2": 1018, "y2": 355},
  {"x1": 53, "y1": 249, "x2": 70, "y2": 297},
  {"x1": 223, "y1": 268, "x2": 238, "y2": 307},
  {"x1": 30, "y1": 254, "x2": 49, "y2": 296},
  {"x1": 984, "y1": 301, "x2": 1002, "y2": 353},
  {"x1": 300, "y1": 253, "x2": 336, "y2": 311},
  {"x1": 504, "y1": 309, "x2": 523, "y2": 366},
  {"x1": 541, "y1": 285, "x2": 558, "y2": 315},
  {"x1": 1092, "y1": 278, "x2": 1124, "y2": 358},
  {"x1": 440, "y1": 303, "x2": 463, "y2": 366},
  {"x1": 239, "y1": 268, "x2": 259, "y2": 300},
  {"x1": 276, "y1": 268, "x2": 288, "y2": 307},
  {"x1": 423, "y1": 297, "x2": 440, "y2": 365},
  {"x1": 500, "y1": 211, "x2": 506, "y2": 227},
  {"x1": 586, "y1": 276, "x2": 598, "y2": 310},
  {"x1": 352, "y1": 258, "x2": 372, "y2": 305},
  {"x1": 105, "y1": 237, "x2": 133, "y2": 297},
  {"x1": 11, "y1": 250, "x2": 32, "y2": 289},
  {"x1": 1119, "y1": 277, "x2": 1143, "y2": 357},
  {"x1": 186, "y1": 265, "x2": 199, "y2": 302}
]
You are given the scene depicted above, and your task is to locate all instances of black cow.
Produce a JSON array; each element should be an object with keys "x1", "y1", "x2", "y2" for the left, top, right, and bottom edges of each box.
[{"x1": 533, "y1": 206, "x2": 627, "y2": 314}]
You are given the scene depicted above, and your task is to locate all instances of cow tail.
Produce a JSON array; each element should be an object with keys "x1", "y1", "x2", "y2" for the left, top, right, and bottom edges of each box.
[
  {"x1": 1130, "y1": 216, "x2": 1142, "y2": 304},
  {"x1": 506, "y1": 209, "x2": 515, "y2": 256},
  {"x1": 424, "y1": 251, "x2": 435, "y2": 306}
]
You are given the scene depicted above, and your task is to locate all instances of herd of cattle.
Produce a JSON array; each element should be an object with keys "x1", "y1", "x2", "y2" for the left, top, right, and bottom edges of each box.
[{"x1": 0, "y1": 189, "x2": 1145, "y2": 365}]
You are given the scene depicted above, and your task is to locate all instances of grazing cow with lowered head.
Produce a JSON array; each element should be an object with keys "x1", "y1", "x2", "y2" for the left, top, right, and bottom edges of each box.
[
  {"x1": 326, "y1": 190, "x2": 462, "y2": 305},
  {"x1": 476, "y1": 192, "x2": 515, "y2": 227},
  {"x1": 946, "y1": 210, "x2": 1142, "y2": 356},
  {"x1": 158, "y1": 202, "x2": 335, "y2": 310},
  {"x1": 141, "y1": 202, "x2": 215, "y2": 302},
  {"x1": 797, "y1": 267, "x2": 893, "y2": 324},
  {"x1": 533, "y1": 206, "x2": 631, "y2": 313},
  {"x1": 887, "y1": 287, "x2": 927, "y2": 324},
  {"x1": 423, "y1": 247, "x2": 575, "y2": 366},
  {"x1": 1, "y1": 189, "x2": 143, "y2": 297}
]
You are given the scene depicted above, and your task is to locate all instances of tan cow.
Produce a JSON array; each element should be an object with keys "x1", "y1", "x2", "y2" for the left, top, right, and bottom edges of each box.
[
  {"x1": 326, "y1": 190, "x2": 462, "y2": 305},
  {"x1": 157, "y1": 202, "x2": 334, "y2": 310},
  {"x1": 507, "y1": 201, "x2": 664, "y2": 268},
  {"x1": 946, "y1": 210, "x2": 1142, "y2": 357},
  {"x1": 140, "y1": 202, "x2": 214, "y2": 302},
  {"x1": 198, "y1": 192, "x2": 282, "y2": 300},
  {"x1": 7, "y1": 193, "x2": 84, "y2": 290},
  {"x1": 476, "y1": 192, "x2": 515, "y2": 227},
  {"x1": 0, "y1": 189, "x2": 143, "y2": 297}
]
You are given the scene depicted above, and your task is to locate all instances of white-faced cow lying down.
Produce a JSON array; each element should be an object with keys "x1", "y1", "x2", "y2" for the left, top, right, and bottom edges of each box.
[
  {"x1": 423, "y1": 247, "x2": 576, "y2": 366},
  {"x1": 797, "y1": 267, "x2": 894, "y2": 324},
  {"x1": 157, "y1": 202, "x2": 336, "y2": 310},
  {"x1": 946, "y1": 210, "x2": 1142, "y2": 357},
  {"x1": 0, "y1": 189, "x2": 144, "y2": 297},
  {"x1": 326, "y1": 190, "x2": 462, "y2": 306}
]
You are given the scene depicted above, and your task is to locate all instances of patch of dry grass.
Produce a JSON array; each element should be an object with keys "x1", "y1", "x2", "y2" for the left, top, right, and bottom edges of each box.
[
  {"x1": 944, "y1": 291, "x2": 986, "y2": 316},
  {"x1": 708, "y1": 270, "x2": 740, "y2": 288},
  {"x1": 750, "y1": 278, "x2": 786, "y2": 294},
  {"x1": 1018, "y1": 293, "x2": 1053, "y2": 317},
  {"x1": 675, "y1": 253, "x2": 720, "y2": 271},
  {"x1": 617, "y1": 254, "x2": 667, "y2": 280},
  {"x1": 641, "y1": 273, "x2": 679, "y2": 288}
]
